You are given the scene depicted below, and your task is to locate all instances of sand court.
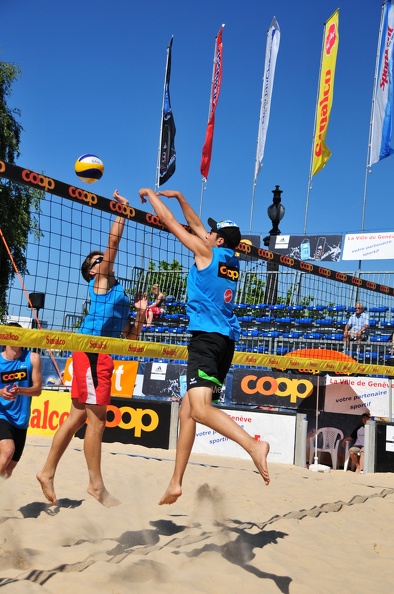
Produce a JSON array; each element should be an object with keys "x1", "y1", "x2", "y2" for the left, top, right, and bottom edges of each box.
[{"x1": 0, "y1": 435, "x2": 393, "y2": 594}]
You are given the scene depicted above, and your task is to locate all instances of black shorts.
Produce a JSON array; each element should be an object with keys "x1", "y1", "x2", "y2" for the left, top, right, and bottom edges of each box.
[
  {"x1": 187, "y1": 331, "x2": 235, "y2": 397},
  {"x1": 0, "y1": 419, "x2": 28, "y2": 461}
]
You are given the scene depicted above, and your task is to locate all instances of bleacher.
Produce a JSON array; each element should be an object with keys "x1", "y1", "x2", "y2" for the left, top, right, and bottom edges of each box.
[{"x1": 138, "y1": 297, "x2": 394, "y2": 365}]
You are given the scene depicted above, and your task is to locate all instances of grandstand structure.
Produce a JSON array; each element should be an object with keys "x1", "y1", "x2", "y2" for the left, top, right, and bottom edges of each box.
[{"x1": 2, "y1": 161, "x2": 394, "y2": 370}]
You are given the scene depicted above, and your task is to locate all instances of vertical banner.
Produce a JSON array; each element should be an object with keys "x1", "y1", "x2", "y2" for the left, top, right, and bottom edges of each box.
[
  {"x1": 311, "y1": 10, "x2": 339, "y2": 176},
  {"x1": 159, "y1": 36, "x2": 176, "y2": 186},
  {"x1": 254, "y1": 17, "x2": 280, "y2": 182},
  {"x1": 369, "y1": 0, "x2": 394, "y2": 166},
  {"x1": 200, "y1": 25, "x2": 224, "y2": 180}
]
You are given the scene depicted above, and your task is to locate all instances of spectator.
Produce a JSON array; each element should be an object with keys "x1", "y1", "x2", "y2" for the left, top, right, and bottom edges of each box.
[
  {"x1": 145, "y1": 284, "x2": 165, "y2": 327},
  {"x1": 343, "y1": 302, "x2": 369, "y2": 345},
  {"x1": 342, "y1": 412, "x2": 371, "y2": 473}
]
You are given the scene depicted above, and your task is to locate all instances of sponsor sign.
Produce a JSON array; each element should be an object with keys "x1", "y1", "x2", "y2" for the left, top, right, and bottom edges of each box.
[
  {"x1": 342, "y1": 232, "x2": 394, "y2": 260},
  {"x1": 63, "y1": 357, "x2": 138, "y2": 398},
  {"x1": 29, "y1": 390, "x2": 71, "y2": 436},
  {"x1": 324, "y1": 375, "x2": 391, "y2": 417},
  {"x1": 75, "y1": 398, "x2": 172, "y2": 448},
  {"x1": 142, "y1": 362, "x2": 190, "y2": 401},
  {"x1": 231, "y1": 369, "x2": 317, "y2": 409},
  {"x1": 192, "y1": 409, "x2": 296, "y2": 464},
  {"x1": 269, "y1": 234, "x2": 342, "y2": 262}
]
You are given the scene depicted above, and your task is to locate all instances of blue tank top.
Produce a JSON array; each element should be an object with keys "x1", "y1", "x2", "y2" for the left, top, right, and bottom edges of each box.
[
  {"x1": 187, "y1": 247, "x2": 240, "y2": 341},
  {"x1": 79, "y1": 279, "x2": 130, "y2": 338},
  {"x1": 0, "y1": 350, "x2": 33, "y2": 429}
]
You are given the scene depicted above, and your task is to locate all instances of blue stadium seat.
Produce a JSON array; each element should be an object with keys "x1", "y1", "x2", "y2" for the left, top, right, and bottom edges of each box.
[
  {"x1": 241, "y1": 329, "x2": 260, "y2": 337},
  {"x1": 287, "y1": 305, "x2": 305, "y2": 313}
]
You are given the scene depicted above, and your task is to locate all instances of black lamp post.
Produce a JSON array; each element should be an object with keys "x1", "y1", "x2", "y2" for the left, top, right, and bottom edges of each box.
[
  {"x1": 263, "y1": 185, "x2": 285, "y2": 248},
  {"x1": 263, "y1": 186, "x2": 285, "y2": 304}
]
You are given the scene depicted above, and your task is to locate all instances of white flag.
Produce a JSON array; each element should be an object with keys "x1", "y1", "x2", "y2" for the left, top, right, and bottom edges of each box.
[
  {"x1": 254, "y1": 17, "x2": 280, "y2": 182},
  {"x1": 369, "y1": 0, "x2": 394, "y2": 166}
]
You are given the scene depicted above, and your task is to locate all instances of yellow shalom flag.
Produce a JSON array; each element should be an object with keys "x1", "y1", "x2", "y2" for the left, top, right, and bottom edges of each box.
[{"x1": 312, "y1": 10, "x2": 339, "y2": 176}]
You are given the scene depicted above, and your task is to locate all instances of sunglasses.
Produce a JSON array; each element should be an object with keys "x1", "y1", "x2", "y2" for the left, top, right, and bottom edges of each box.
[{"x1": 90, "y1": 256, "x2": 103, "y2": 270}]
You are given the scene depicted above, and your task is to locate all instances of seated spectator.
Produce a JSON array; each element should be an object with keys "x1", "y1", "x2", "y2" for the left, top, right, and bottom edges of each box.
[
  {"x1": 343, "y1": 302, "x2": 369, "y2": 345},
  {"x1": 145, "y1": 284, "x2": 165, "y2": 327},
  {"x1": 342, "y1": 412, "x2": 371, "y2": 473}
]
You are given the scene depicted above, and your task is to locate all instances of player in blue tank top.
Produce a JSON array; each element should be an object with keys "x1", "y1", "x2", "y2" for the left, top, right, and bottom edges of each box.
[
  {"x1": 139, "y1": 188, "x2": 270, "y2": 505},
  {"x1": 0, "y1": 322, "x2": 42, "y2": 478},
  {"x1": 38, "y1": 190, "x2": 147, "y2": 508}
]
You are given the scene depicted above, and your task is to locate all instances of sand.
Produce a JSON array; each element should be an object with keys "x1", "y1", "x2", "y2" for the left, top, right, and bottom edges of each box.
[{"x1": 0, "y1": 434, "x2": 393, "y2": 594}]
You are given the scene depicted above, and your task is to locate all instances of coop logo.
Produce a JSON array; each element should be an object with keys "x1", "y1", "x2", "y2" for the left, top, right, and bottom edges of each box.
[
  {"x1": 240, "y1": 374, "x2": 313, "y2": 403},
  {"x1": 280, "y1": 255, "x2": 294, "y2": 267},
  {"x1": 237, "y1": 241, "x2": 251, "y2": 254},
  {"x1": 106, "y1": 404, "x2": 159, "y2": 436},
  {"x1": 69, "y1": 186, "x2": 98, "y2": 206},
  {"x1": 352, "y1": 277, "x2": 362, "y2": 286},
  {"x1": 300, "y1": 261, "x2": 313, "y2": 272},
  {"x1": 110, "y1": 201, "x2": 135, "y2": 219},
  {"x1": 319, "y1": 267, "x2": 331, "y2": 278},
  {"x1": 365, "y1": 281, "x2": 376, "y2": 290},
  {"x1": 1, "y1": 370, "x2": 27, "y2": 382},
  {"x1": 335, "y1": 272, "x2": 347, "y2": 282},
  {"x1": 380, "y1": 285, "x2": 390, "y2": 294},
  {"x1": 218, "y1": 263, "x2": 239, "y2": 282},
  {"x1": 257, "y1": 248, "x2": 274, "y2": 260},
  {"x1": 146, "y1": 213, "x2": 166, "y2": 230},
  {"x1": 22, "y1": 170, "x2": 55, "y2": 192},
  {"x1": 0, "y1": 160, "x2": 5, "y2": 173}
]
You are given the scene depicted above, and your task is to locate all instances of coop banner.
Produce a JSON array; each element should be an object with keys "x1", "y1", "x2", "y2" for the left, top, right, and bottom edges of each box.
[
  {"x1": 192, "y1": 409, "x2": 296, "y2": 464},
  {"x1": 324, "y1": 375, "x2": 391, "y2": 418},
  {"x1": 342, "y1": 232, "x2": 394, "y2": 260},
  {"x1": 75, "y1": 398, "x2": 172, "y2": 448},
  {"x1": 269, "y1": 234, "x2": 342, "y2": 262},
  {"x1": 231, "y1": 369, "x2": 318, "y2": 409}
]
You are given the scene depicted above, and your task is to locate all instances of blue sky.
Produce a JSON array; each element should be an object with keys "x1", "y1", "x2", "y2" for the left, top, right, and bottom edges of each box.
[{"x1": 1, "y1": 0, "x2": 393, "y2": 264}]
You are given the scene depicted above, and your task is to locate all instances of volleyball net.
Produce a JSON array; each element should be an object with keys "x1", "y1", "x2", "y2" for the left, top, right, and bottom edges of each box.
[{"x1": 1, "y1": 160, "x2": 394, "y2": 379}]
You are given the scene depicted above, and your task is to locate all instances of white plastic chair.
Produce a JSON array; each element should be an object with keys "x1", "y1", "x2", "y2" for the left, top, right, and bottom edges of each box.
[{"x1": 309, "y1": 427, "x2": 344, "y2": 470}]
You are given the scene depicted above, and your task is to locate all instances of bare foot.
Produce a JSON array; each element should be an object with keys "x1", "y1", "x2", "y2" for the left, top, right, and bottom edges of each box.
[
  {"x1": 159, "y1": 482, "x2": 182, "y2": 505},
  {"x1": 251, "y1": 440, "x2": 270, "y2": 485},
  {"x1": 36, "y1": 472, "x2": 57, "y2": 505},
  {"x1": 87, "y1": 485, "x2": 121, "y2": 507}
]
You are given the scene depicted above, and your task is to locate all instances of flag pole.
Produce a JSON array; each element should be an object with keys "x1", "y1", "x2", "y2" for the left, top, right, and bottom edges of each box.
[
  {"x1": 155, "y1": 36, "x2": 173, "y2": 192},
  {"x1": 250, "y1": 17, "x2": 280, "y2": 233},
  {"x1": 199, "y1": 24, "x2": 224, "y2": 219}
]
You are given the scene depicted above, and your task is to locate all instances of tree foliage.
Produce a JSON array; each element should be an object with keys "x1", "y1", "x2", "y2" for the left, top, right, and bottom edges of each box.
[{"x1": 0, "y1": 61, "x2": 43, "y2": 321}]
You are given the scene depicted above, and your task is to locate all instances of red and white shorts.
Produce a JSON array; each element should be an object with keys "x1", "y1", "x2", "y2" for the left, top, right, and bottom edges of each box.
[{"x1": 72, "y1": 351, "x2": 113, "y2": 406}]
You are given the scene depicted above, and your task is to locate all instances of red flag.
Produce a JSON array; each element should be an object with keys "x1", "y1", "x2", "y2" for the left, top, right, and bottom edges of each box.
[{"x1": 200, "y1": 26, "x2": 224, "y2": 180}]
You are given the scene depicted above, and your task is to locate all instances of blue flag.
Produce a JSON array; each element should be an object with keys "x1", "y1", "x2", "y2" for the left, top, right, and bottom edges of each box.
[{"x1": 159, "y1": 37, "x2": 176, "y2": 186}]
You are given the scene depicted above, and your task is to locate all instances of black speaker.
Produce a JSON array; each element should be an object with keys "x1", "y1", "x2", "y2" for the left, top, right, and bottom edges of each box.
[{"x1": 29, "y1": 292, "x2": 45, "y2": 310}]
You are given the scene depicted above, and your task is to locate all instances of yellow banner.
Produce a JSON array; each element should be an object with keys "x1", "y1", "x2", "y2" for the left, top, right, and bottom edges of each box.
[
  {"x1": 311, "y1": 9, "x2": 339, "y2": 176},
  {"x1": 1, "y1": 325, "x2": 392, "y2": 377}
]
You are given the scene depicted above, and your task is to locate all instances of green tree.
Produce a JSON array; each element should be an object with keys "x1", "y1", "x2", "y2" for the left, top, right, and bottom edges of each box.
[{"x1": 0, "y1": 61, "x2": 43, "y2": 321}]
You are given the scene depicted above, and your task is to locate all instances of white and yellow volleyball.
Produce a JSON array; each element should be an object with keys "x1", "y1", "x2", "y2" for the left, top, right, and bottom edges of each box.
[{"x1": 74, "y1": 154, "x2": 104, "y2": 184}]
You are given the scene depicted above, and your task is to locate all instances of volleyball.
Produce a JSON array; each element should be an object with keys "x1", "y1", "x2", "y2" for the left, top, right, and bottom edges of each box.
[{"x1": 74, "y1": 154, "x2": 104, "y2": 184}]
